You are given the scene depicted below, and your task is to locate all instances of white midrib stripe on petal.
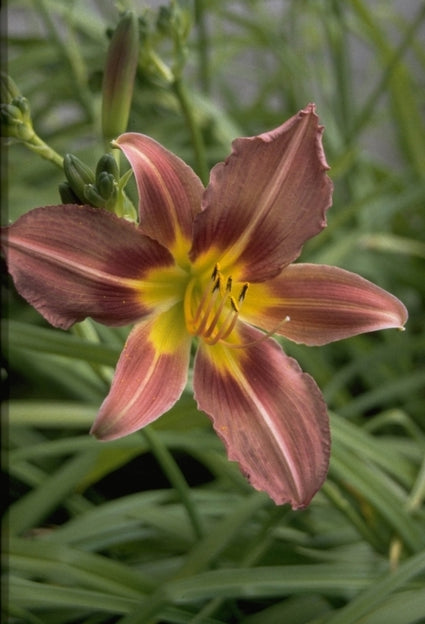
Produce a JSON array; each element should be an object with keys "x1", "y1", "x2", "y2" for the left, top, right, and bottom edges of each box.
[
  {"x1": 225, "y1": 348, "x2": 304, "y2": 501},
  {"x1": 9, "y1": 236, "x2": 143, "y2": 289},
  {"x1": 219, "y1": 117, "x2": 310, "y2": 271}
]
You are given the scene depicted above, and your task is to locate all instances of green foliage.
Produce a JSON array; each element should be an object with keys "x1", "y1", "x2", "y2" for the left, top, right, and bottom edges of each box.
[{"x1": 2, "y1": 0, "x2": 425, "y2": 622}]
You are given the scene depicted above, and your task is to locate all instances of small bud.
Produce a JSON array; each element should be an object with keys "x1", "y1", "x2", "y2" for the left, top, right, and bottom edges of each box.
[
  {"x1": 83, "y1": 184, "x2": 107, "y2": 208},
  {"x1": 0, "y1": 75, "x2": 35, "y2": 141},
  {"x1": 151, "y1": 2, "x2": 192, "y2": 80},
  {"x1": 63, "y1": 154, "x2": 95, "y2": 203},
  {"x1": 96, "y1": 171, "x2": 117, "y2": 201},
  {"x1": 0, "y1": 74, "x2": 64, "y2": 169},
  {"x1": 58, "y1": 181, "x2": 82, "y2": 204},
  {"x1": 12, "y1": 96, "x2": 31, "y2": 120},
  {"x1": 1, "y1": 73, "x2": 21, "y2": 104},
  {"x1": 157, "y1": 6, "x2": 173, "y2": 34},
  {"x1": 157, "y1": 3, "x2": 191, "y2": 41},
  {"x1": 95, "y1": 153, "x2": 119, "y2": 179},
  {"x1": 0, "y1": 100, "x2": 34, "y2": 141},
  {"x1": 102, "y1": 11, "x2": 139, "y2": 142}
]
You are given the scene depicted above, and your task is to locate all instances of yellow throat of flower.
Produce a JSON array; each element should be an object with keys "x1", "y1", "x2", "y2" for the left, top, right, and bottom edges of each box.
[{"x1": 184, "y1": 263, "x2": 249, "y2": 345}]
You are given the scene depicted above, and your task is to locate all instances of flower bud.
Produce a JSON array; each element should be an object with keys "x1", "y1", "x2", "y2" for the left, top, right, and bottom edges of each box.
[
  {"x1": 96, "y1": 171, "x2": 117, "y2": 201},
  {"x1": 1, "y1": 72, "x2": 21, "y2": 104},
  {"x1": 96, "y1": 153, "x2": 119, "y2": 180},
  {"x1": 101, "y1": 11, "x2": 139, "y2": 142},
  {"x1": 63, "y1": 154, "x2": 95, "y2": 203},
  {"x1": 0, "y1": 76, "x2": 34, "y2": 142},
  {"x1": 58, "y1": 181, "x2": 82, "y2": 204},
  {"x1": 157, "y1": 3, "x2": 191, "y2": 41},
  {"x1": 0, "y1": 99, "x2": 34, "y2": 141},
  {"x1": 83, "y1": 184, "x2": 107, "y2": 208}
]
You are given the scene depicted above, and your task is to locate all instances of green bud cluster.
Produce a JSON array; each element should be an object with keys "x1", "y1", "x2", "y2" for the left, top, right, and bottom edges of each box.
[
  {"x1": 0, "y1": 73, "x2": 35, "y2": 142},
  {"x1": 60, "y1": 152, "x2": 137, "y2": 221},
  {"x1": 157, "y1": 2, "x2": 191, "y2": 42},
  {"x1": 84, "y1": 154, "x2": 119, "y2": 209},
  {"x1": 137, "y1": 1, "x2": 192, "y2": 84},
  {"x1": 1, "y1": 73, "x2": 64, "y2": 168},
  {"x1": 61, "y1": 153, "x2": 116, "y2": 208}
]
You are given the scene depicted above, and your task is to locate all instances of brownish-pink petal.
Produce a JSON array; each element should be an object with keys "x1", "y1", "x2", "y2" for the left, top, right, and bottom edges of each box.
[
  {"x1": 115, "y1": 133, "x2": 204, "y2": 263},
  {"x1": 91, "y1": 304, "x2": 191, "y2": 440},
  {"x1": 1, "y1": 205, "x2": 174, "y2": 329},
  {"x1": 190, "y1": 104, "x2": 333, "y2": 282},
  {"x1": 193, "y1": 323, "x2": 330, "y2": 508},
  {"x1": 243, "y1": 263, "x2": 408, "y2": 346}
]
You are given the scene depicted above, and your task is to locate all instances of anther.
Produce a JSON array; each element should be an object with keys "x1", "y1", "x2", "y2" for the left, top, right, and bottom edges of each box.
[
  {"x1": 239, "y1": 283, "x2": 249, "y2": 302},
  {"x1": 230, "y1": 296, "x2": 239, "y2": 313},
  {"x1": 212, "y1": 275, "x2": 221, "y2": 293},
  {"x1": 211, "y1": 263, "x2": 219, "y2": 280}
]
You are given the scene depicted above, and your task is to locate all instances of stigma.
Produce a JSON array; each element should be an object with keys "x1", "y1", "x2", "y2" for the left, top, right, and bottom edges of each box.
[{"x1": 184, "y1": 264, "x2": 249, "y2": 345}]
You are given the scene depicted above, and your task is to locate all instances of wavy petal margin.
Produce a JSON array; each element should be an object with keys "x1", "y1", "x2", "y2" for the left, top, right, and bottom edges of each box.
[
  {"x1": 115, "y1": 133, "x2": 204, "y2": 264},
  {"x1": 0, "y1": 205, "x2": 174, "y2": 329},
  {"x1": 243, "y1": 263, "x2": 408, "y2": 346},
  {"x1": 91, "y1": 303, "x2": 191, "y2": 440},
  {"x1": 193, "y1": 323, "x2": 330, "y2": 508},
  {"x1": 190, "y1": 104, "x2": 333, "y2": 281}
]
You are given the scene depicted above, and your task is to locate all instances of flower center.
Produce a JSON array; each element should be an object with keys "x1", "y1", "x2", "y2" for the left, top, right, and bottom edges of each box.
[{"x1": 184, "y1": 263, "x2": 249, "y2": 345}]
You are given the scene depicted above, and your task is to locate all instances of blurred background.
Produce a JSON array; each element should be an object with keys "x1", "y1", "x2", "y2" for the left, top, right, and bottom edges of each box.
[{"x1": 2, "y1": 1, "x2": 425, "y2": 623}]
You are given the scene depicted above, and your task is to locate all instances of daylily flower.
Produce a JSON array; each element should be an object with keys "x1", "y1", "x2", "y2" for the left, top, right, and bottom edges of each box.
[{"x1": 1, "y1": 104, "x2": 407, "y2": 508}]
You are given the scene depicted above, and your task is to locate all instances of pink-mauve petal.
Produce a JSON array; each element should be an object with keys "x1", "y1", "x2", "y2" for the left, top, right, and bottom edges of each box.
[
  {"x1": 190, "y1": 104, "x2": 333, "y2": 282},
  {"x1": 115, "y1": 133, "x2": 204, "y2": 263},
  {"x1": 193, "y1": 323, "x2": 330, "y2": 508},
  {"x1": 1, "y1": 205, "x2": 174, "y2": 330},
  {"x1": 91, "y1": 304, "x2": 191, "y2": 440},
  {"x1": 242, "y1": 263, "x2": 408, "y2": 346}
]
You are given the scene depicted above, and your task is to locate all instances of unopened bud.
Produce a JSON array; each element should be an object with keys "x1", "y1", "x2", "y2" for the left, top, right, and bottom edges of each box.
[
  {"x1": 102, "y1": 11, "x2": 139, "y2": 142},
  {"x1": 0, "y1": 75, "x2": 34, "y2": 141},
  {"x1": 1, "y1": 73, "x2": 21, "y2": 104},
  {"x1": 96, "y1": 153, "x2": 119, "y2": 179},
  {"x1": 63, "y1": 154, "x2": 95, "y2": 203},
  {"x1": 58, "y1": 181, "x2": 82, "y2": 204},
  {"x1": 96, "y1": 171, "x2": 117, "y2": 201},
  {"x1": 83, "y1": 184, "x2": 107, "y2": 208},
  {"x1": 0, "y1": 99, "x2": 34, "y2": 141}
]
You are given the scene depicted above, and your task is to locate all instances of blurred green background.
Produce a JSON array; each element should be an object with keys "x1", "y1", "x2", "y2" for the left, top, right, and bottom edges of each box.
[{"x1": 2, "y1": 1, "x2": 425, "y2": 623}]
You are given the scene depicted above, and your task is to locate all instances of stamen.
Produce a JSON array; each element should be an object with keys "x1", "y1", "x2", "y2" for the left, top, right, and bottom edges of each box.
[
  {"x1": 212, "y1": 275, "x2": 221, "y2": 293},
  {"x1": 229, "y1": 295, "x2": 239, "y2": 313},
  {"x1": 185, "y1": 265, "x2": 250, "y2": 344},
  {"x1": 205, "y1": 304, "x2": 239, "y2": 345},
  {"x1": 239, "y1": 283, "x2": 249, "y2": 302},
  {"x1": 204, "y1": 294, "x2": 230, "y2": 338},
  {"x1": 195, "y1": 287, "x2": 220, "y2": 336},
  {"x1": 211, "y1": 263, "x2": 220, "y2": 281},
  {"x1": 222, "y1": 316, "x2": 291, "y2": 349},
  {"x1": 193, "y1": 279, "x2": 214, "y2": 325}
]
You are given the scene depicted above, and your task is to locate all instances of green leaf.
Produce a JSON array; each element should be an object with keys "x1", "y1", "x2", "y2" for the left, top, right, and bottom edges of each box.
[
  {"x1": 7, "y1": 320, "x2": 120, "y2": 366},
  {"x1": 5, "y1": 450, "x2": 97, "y2": 535},
  {"x1": 325, "y1": 549, "x2": 425, "y2": 624}
]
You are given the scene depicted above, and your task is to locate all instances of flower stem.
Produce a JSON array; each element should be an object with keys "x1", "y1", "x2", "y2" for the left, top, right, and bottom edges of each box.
[
  {"x1": 23, "y1": 132, "x2": 64, "y2": 169},
  {"x1": 172, "y1": 77, "x2": 209, "y2": 185}
]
